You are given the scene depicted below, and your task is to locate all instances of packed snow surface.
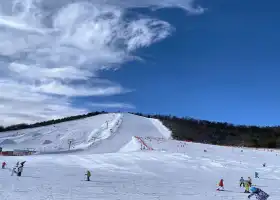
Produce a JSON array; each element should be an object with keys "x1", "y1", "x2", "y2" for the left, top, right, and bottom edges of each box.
[{"x1": 0, "y1": 113, "x2": 279, "y2": 200}]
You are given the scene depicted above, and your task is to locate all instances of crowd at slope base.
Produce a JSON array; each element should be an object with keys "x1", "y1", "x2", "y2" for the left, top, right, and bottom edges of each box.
[{"x1": 1, "y1": 161, "x2": 26, "y2": 177}]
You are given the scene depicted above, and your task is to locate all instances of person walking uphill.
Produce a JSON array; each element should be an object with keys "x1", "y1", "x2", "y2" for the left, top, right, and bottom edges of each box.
[
  {"x1": 85, "y1": 170, "x2": 91, "y2": 181},
  {"x1": 248, "y1": 187, "x2": 269, "y2": 200}
]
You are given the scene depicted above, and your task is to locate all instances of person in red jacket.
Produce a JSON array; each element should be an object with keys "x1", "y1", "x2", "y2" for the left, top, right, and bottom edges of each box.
[
  {"x1": 2, "y1": 162, "x2": 6, "y2": 169},
  {"x1": 217, "y1": 179, "x2": 224, "y2": 191}
]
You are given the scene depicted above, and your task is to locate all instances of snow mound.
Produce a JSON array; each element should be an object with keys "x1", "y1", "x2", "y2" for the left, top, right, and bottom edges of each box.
[
  {"x1": 119, "y1": 137, "x2": 141, "y2": 152},
  {"x1": 0, "y1": 139, "x2": 17, "y2": 145}
]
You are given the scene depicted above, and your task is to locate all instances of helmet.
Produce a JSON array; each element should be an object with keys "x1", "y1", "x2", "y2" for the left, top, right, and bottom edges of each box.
[{"x1": 250, "y1": 187, "x2": 257, "y2": 193}]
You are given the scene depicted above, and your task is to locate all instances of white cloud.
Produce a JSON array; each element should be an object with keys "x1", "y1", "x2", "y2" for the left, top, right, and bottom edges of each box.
[
  {"x1": 90, "y1": 103, "x2": 136, "y2": 109},
  {"x1": 0, "y1": 0, "x2": 204, "y2": 126}
]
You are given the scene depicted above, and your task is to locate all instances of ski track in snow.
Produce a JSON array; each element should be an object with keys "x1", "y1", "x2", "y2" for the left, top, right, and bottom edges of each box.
[{"x1": 0, "y1": 113, "x2": 280, "y2": 199}]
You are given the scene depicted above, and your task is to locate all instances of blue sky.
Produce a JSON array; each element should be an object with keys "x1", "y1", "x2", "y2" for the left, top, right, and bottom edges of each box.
[
  {"x1": 96, "y1": 0, "x2": 280, "y2": 126},
  {"x1": 0, "y1": 0, "x2": 279, "y2": 126}
]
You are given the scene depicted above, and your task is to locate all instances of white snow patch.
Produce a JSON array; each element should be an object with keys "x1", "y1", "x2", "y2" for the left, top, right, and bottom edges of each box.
[
  {"x1": 149, "y1": 118, "x2": 172, "y2": 139},
  {"x1": 119, "y1": 137, "x2": 141, "y2": 152}
]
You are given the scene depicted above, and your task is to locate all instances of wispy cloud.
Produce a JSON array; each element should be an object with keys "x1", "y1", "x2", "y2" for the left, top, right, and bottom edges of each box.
[{"x1": 0, "y1": 0, "x2": 204, "y2": 126}]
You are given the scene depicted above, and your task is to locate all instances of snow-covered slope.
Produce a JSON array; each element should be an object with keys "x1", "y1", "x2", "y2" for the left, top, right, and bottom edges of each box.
[
  {"x1": 0, "y1": 113, "x2": 119, "y2": 153},
  {"x1": 1, "y1": 113, "x2": 279, "y2": 200},
  {"x1": 0, "y1": 113, "x2": 171, "y2": 154},
  {"x1": 1, "y1": 141, "x2": 280, "y2": 200}
]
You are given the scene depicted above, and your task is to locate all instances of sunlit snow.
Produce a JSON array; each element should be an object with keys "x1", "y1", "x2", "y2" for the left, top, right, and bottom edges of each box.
[{"x1": 0, "y1": 113, "x2": 278, "y2": 200}]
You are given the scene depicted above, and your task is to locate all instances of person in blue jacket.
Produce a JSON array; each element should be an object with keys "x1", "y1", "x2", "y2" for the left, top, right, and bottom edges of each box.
[{"x1": 248, "y1": 187, "x2": 269, "y2": 200}]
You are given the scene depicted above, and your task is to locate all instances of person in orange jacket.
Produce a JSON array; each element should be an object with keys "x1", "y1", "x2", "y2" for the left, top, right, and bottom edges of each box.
[{"x1": 217, "y1": 179, "x2": 224, "y2": 191}]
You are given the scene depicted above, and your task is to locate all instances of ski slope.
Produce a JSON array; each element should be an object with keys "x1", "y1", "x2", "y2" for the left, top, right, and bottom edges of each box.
[
  {"x1": 0, "y1": 113, "x2": 170, "y2": 154},
  {"x1": 0, "y1": 113, "x2": 280, "y2": 200}
]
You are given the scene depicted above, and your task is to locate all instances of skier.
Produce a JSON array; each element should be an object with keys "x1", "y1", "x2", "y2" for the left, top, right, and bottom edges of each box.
[
  {"x1": 263, "y1": 163, "x2": 266, "y2": 167},
  {"x1": 248, "y1": 177, "x2": 252, "y2": 187},
  {"x1": 244, "y1": 181, "x2": 250, "y2": 193},
  {"x1": 255, "y1": 172, "x2": 259, "y2": 178},
  {"x1": 2, "y1": 162, "x2": 6, "y2": 169},
  {"x1": 240, "y1": 177, "x2": 245, "y2": 187},
  {"x1": 248, "y1": 187, "x2": 269, "y2": 200},
  {"x1": 17, "y1": 165, "x2": 23, "y2": 177},
  {"x1": 85, "y1": 170, "x2": 91, "y2": 181},
  {"x1": 217, "y1": 179, "x2": 224, "y2": 191}
]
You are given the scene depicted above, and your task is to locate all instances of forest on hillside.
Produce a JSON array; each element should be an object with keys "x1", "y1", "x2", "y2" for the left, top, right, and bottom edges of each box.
[
  {"x1": 1, "y1": 111, "x2": 280, "y2": 148},
  {"x1": 132, "y1": 113, "x2": 280, "y2": 148}
]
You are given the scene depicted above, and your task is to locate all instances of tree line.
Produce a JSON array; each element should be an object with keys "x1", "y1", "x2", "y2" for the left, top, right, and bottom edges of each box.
[{"x1": 131, "y1": 112, "x2": 280, "y2": 148}]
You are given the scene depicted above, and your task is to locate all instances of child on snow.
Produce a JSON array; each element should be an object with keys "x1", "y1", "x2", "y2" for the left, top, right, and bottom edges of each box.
[
  {"x1": 248, "y1": 187, "x2": 269, "y2": 200},
  {"x1": 217, "y1": 179, "x2": 224, "y2": 191},
  {"x1": 240, "y1": 177, "x2": 245, "y2": 187}
]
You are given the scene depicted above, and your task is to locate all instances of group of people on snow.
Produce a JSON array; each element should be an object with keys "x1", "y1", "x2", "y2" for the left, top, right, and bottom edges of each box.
[
  {"x1": 217, "y1": 170, "x2": 269, "y2": 200},
  {"x1": 12, "y1": 161, "x2": 26, "y2": 176},
  {"x1": 1, "y1": 161, "x2": 26, "y2": 177}
]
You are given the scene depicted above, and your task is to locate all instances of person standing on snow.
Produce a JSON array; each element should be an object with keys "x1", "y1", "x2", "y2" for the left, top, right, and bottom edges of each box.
[
  {"x1": 85, "y1": 170, "x2": 91, "y2": 181},
  {"x1": 17, "y1": 165, "x2": 23, "y2": 177},
  {"x1": 217, "y1": 179, "x2": 224, "y2": 191},
  {"x1": 248, "y1": 187, "x2": 269, "y2": 200},
  {"x1": 240, "y1": 177, "x2": 245, "y2": 187},
  {"x1": 244, "y1": 181, "x2": 250, "y2": 193},
  {"x1": 248, "y1": 177, "x2": 252, "y2": 187},
  {"x1": 2, "y1": 162, "x2": 6, "y2": 169},
  {"x1": 255, "y1": 172, "x2": 259, "y2": 178}
]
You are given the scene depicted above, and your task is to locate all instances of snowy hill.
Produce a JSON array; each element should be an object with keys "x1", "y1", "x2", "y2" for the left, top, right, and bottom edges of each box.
[
  {"x1": 1, "y1": 113, "x2": 280, "y2": 200},
  {"x1": 0, "y1": 113, "x2": 171, "y2": 154}
]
